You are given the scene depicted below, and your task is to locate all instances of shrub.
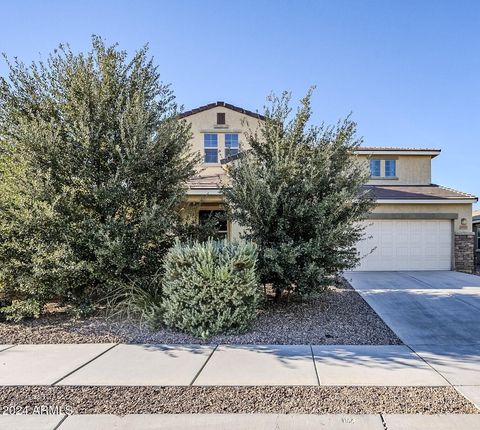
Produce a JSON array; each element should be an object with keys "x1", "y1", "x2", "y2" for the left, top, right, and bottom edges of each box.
[
  {"x1": 162, "y1": 240, "x2": 260, "y2": 338},
  {"x1": 1, "y1": 298, "x2": 42, "y2": 322},
  {"x1": 0, "y1": 36, "x2": 197, "y2": 320}
]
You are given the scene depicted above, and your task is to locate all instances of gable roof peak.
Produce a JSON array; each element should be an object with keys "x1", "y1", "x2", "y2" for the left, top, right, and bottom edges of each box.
[{"x1": 178, "y1": 101, "x2": 266, "y2": 121}]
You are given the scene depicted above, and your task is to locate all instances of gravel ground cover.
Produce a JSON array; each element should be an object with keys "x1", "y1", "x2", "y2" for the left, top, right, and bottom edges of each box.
[
  {"x1": 0, "y1": 386, "x2": 476, "y2": 415},
  {"x1": 0, "y1": 278, "x2": 401, "y2": 345}
]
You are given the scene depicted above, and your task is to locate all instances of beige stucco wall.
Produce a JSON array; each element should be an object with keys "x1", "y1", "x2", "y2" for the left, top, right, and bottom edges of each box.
[
  {"x1": 187, "y1": 201, "x2": 473, "y2": 240},
  {"x1": 183, "y1": 199, "x2": 473, "y2": 240},
  {"x1": 183, "y1": 107, "x2": 435, "y2": 187},
  {"x1": 356, "y1": 154, "x2": 432, "y2": 185},
  {"x1": 181, "y1": 106, "x2": 263, "y2": 176},
  {"x1": 228, "y1": 203, "x2": 474, "y2": 241},
  {"x1": 373, "y1": 203, "x2": 473, "y2": 232}
]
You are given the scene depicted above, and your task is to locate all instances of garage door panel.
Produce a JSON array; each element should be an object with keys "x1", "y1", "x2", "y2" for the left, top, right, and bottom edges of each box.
[{"x1": 355, "y1": 220, "x2": 452, "y2": 271}]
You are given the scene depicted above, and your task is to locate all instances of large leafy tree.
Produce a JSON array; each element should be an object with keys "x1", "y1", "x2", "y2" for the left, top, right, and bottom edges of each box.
[
  {"x1": 224, "y1": 90, "x2": 373, "y2": 299},
  {"x1": 0, "y1": 36, "x2": 197, "y2": 319}
]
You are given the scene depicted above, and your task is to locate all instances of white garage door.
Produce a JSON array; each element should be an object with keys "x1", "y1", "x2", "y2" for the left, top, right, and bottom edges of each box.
[{"x1": 355, "y1": 219, "x2": 452, "y2": 271}]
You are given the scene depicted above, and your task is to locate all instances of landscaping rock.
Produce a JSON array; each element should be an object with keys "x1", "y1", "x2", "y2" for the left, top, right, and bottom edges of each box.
[
  {"x1": 0, "y1": 386, "x2": 476, "y2": 415},
  {"x1": 0, "y1": 279, "x2": 401, "y2": 345}
]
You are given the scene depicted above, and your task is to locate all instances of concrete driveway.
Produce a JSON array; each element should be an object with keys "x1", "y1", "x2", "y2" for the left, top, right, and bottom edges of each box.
[
  {"x1": 345, "y1": 271, "x2": 480, "y2": 403},
  {"x1": 345, "y1": 271, "x2": 480, "y2": 347}
]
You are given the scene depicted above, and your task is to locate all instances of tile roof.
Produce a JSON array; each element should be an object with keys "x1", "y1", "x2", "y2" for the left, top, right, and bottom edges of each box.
[
  {"x1": 356, "y1": 147, "x2": 441, "y2": 152},
  {"x1": 187, "y1": 167, "x2": 228, "y2": 190},
  {"x1": 178, "y1": 101, "x2": 266, "y2": 121},
  {"x1": 188, "y1": 174, "x2": 477, "y2": 202},
  {"x1": 362, "y1": 184, "x2": 477, "y2": 200}
]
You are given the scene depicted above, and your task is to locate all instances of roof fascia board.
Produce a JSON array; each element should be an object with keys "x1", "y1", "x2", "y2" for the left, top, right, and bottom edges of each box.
[
  {"x1": 355, "y1": 150, "x2": 441, "y2": 157},
  {"x1": 187, "y1": 189, "x2": 223, "y2": 195},
  {"x1": 375, "y1": 199, "x2": 476, "y2": 204}
]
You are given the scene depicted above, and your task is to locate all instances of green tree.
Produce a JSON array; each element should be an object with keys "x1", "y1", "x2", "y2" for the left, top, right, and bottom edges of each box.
[
  {"x1": 0, "y1": 36, "x2": 197, "y2": 320},
  {"x1": 224, "y1": 90, "x2": 374, "y2": 299}
]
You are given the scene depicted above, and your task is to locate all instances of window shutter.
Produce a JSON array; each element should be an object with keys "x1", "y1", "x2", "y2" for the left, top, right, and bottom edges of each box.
[{"x1": 217, "y1": 112, "x2": 226, "y2": 125}]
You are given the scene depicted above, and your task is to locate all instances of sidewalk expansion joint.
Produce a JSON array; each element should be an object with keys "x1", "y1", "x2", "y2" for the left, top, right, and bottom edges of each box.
[
  {"x1": 189, "y1": 344, "x2": 218, "y2": 386},
  {"x1": 50, "y1": 343, "x2": 120, "y2": 386},
  {"x1": 309, "y1": 344, "x2": 321, "y2": 386},
  {"x1": 0, "y1": 345, "x2": 16, "y2": 353},
  {"x1": 405, "y1": 344, "x2": 453, "y2": 387},
  {"x1": 380, "y1": 413, "x2": 388, "y2": 430},
  {"x1": 53, "y1": 414, "x2": 68, "y2": 430}
]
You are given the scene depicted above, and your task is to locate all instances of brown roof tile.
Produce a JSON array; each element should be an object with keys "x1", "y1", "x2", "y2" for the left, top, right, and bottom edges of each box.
[
  {"x1": 356, "y1": 147, "x2": 441, "y2": 152},
  {"x1": 188, "y1": 176, "x2": 476, "y2": 201},
  {"x1": 187, "y1": 166, "x2": 228, "y2": 189},
  {"x1": 362, "y1": 184, "x2": 477, "y2": 200}
]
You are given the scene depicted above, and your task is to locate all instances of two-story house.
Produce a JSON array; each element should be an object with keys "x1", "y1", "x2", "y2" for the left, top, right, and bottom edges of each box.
[{"x1": 179, "y1": 102, "x2": 478, "y2": 273}]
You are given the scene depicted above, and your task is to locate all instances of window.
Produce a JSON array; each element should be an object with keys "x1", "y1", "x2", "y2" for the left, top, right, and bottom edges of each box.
[
  {"x1": 385, "y1": 160, "x2": 396, "y2": 177},
  {"x1": 225, "y1": 133, "x2": 239, "y2": 158},
  {"x1": 217, "y1": 112, "x2": 226, "y2": 125},
  {"x1": 204, "y1": 134, "x2": 218, "y2": 163},
  {"x1": 477, "y1": 228, "x2": 480, "y2": 250},
  {"x1": 370, "y1": 159, "x2": 381, "y2": 177},
  {"x1": 199, "y1": 210, "x2": 228, "y2": 239}
]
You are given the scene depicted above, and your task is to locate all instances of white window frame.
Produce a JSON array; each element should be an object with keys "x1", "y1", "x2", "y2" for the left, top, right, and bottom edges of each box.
[
  {"x1": 204, "y1": 133, "x2": 218, "y2": 163},
  {"x1": 224, "y1": 133, "x2": 239, "y2": 158},
  {"x1": 370, "y1": 159, "x2": 381, "y2": 177},
  {"x1": 385, "y1": 159, "x2": 396, "y2": 177}
]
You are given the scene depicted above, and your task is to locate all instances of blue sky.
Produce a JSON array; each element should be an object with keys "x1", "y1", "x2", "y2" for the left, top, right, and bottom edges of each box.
[{"x1": 1, "y1": 0, "x2": 479, "y2": 207}]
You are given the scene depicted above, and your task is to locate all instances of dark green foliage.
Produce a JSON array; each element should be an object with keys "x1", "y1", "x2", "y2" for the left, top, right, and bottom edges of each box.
[
  {"x1": 224, "y1": 90, "x2": 374, "y2": 298},
  {"x1": 177, "y1": 203, "x2": 228, "y2": 243},
  {"x1": 162, "y1": 240, "x2": 260, "y2": 338},
  {"x1": 0, "y1": 36, "x2": 197, "y2": 319}
]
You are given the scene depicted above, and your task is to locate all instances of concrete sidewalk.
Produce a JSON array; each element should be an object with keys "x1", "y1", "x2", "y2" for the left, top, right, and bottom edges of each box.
[
  {"x1": 2, "y1": 413, "x2": 480, "y2": 430},
  {"x1": 1, "y1": 343, "x2": 479, "y2": 429},
  {"x1": 0, "y1": 343, "x2": 451, "y2": 387}
]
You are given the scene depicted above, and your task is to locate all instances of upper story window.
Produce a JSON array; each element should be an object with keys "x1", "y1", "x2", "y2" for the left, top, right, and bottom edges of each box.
[
  {"x1": 225, "y1": 133, "x2": 239, "y2": 158},
  {"x1": 385, "y1": 160, "x2": 396, "y2": 177},
  {"x1": 217, "y1": 112, "x2": 226, "y2": 125},
  {"x1": 370, "y1": 159, "x2": 381, "y2": 177},
  {"x1": 204, "y1": 134, "x2": 218, "y2": 163},
  {"x1": 369, "y1": 159, "x2": 397, "y2": 178}
]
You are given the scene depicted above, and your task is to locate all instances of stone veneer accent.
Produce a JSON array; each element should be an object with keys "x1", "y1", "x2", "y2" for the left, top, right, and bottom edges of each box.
[{"x1": 454, "y1": 233, "x2": 475, "y2": 273}]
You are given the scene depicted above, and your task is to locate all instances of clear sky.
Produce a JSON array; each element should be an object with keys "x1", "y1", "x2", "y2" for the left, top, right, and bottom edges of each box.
[{"x1": 1, "y1": 0, "x2": 479, "y2": 207}]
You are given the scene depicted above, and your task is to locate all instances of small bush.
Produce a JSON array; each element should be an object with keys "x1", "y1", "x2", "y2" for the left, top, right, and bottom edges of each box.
[
  {"x1": 162, "y1": 240, "x2": 260, "y2": 338},
  {"x1": 1, "y1": 298, "x2": 42, "y2": 322}
]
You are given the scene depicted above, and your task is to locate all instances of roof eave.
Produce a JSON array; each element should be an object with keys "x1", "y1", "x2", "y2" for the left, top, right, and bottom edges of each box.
[
  {"x1": 355, "y1": 149, "x2": 442, "y2": 158},
  {"x1": 374, "y1": 198, "x2": 477, "y2": 204},
  {"x1": 178, "y1": 101, "x2": 266, "y2": 121},
  {"x1": 186, "y1": 189, "x2": 223, "y2": 195}
]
